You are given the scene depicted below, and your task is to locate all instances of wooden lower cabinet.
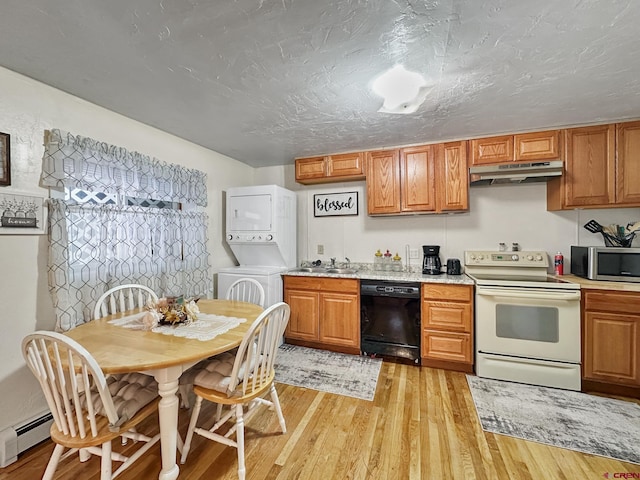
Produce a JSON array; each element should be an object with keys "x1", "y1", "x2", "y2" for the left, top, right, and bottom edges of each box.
[
  {"x1": 283, "y1": 276, "x2": 360, "y2": 353},
  {"x1": 421, "y1": 283, "x2": 474, "y2": 372},
  {"x1": 582, "y1": 289, "x2": 640, "y2": 397}
]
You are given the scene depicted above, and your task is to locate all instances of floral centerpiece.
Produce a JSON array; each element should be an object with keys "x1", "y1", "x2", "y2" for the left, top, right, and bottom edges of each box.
[{"x1": 142, "y1": 296, "x2": 200, "y2": 328}]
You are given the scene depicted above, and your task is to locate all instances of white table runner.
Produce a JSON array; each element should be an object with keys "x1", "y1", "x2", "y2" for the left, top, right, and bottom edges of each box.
[{"x1": 108, "y1": 312, "x2": 247, "y2": 341}]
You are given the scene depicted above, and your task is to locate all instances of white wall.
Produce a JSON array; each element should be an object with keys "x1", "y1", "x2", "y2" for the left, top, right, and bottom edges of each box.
[
  {"x1": 255, "y1": 168, "x2": 640, "y2": 272},
  {"x1": 0, "y1": 66, "x2": 255, "y2": 433}
]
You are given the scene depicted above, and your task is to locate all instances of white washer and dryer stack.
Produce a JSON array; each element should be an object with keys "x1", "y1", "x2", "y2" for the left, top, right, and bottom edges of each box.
[{"x1": 217, "y1": 185, "x2": 296, "y2": 308}]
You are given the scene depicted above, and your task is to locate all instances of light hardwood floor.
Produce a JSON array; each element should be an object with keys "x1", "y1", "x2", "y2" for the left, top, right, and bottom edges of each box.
[{"x1": 2, "y1": 363, "x2": 639, "y2": 479}]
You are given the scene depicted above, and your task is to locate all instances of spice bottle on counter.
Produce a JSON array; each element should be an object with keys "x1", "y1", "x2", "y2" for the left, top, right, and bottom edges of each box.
[
  {"x1": 554, "y1": 252, "x2": 564, "y2": 275},
  {"x1": 384, "y1": 249, "x2": 393, "y2": 271},
  {"x1": 392, "y1": 253, "x2": 403, "y2": 272},
  {"x1": 374, "y1": 249, "x2": 383, "y2": 271}
]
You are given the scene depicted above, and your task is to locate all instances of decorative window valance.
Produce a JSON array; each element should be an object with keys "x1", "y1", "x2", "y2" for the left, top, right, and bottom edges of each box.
[{"x1": 41, "y1": 129, "x2": 208, "y2": 206}]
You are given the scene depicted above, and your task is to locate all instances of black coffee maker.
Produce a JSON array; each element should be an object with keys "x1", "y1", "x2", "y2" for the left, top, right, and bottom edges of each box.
[{"x1": 422, "y1": 245, "x2": 442, "y2": 275}]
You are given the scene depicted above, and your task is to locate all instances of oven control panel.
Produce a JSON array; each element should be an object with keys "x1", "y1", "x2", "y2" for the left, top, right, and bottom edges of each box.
[{"x1": 464, "y1": 250, "x2": 549, "y2": 267}]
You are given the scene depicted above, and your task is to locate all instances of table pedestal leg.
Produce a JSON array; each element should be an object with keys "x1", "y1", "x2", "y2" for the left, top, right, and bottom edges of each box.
[{"x1": 153, "y1": 366, "x2": 182, "y2": 480}]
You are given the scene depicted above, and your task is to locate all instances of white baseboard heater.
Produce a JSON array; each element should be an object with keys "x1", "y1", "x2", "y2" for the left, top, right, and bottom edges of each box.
[{"x1": 0, "y1": 411, "x2": 53, "y2": 467}]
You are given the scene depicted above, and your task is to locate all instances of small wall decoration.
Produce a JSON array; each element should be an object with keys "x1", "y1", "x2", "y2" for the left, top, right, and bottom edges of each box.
[
  {"x1": 314, "y1": 191, "x2": 358, "y2": 217},
  {"x1": 0, "y1": 191, "x2": 47, "y2": 234},
  {"x1": 0, "y1": 132, "x2": 10, "y2": 186}
]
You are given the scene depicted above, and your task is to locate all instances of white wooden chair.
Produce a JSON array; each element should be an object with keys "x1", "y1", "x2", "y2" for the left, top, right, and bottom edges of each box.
[
  {"x1": 225, "y1": 278, "x2": 266, "y2": 307},
  {"x1": 22, "y1": 331, "x2": 161, "y2": 480},
  {"x1": 180, "y1": 302, "x2": 290, "y2": 480},
  {"x1": 93, "y1": 284, "x2": 158, "y2": 320},
  {"x1": 177, "y1": 278, "x2": 265, "y2": 409}
]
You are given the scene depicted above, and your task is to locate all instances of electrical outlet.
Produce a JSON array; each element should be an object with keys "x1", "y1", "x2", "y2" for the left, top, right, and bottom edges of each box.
[
  {"x1": 409, "y1": 249, "x2": 420, "y2": 259},
  {"x1": 317, "y1": 244, "x2": 324, "y2": 255}
]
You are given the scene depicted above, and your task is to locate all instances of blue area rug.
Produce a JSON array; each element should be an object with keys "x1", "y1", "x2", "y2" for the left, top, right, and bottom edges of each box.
[
  {"x1": 275, "y1": 344, "x2": 382, "y2": 401},
  {"x1": 467, "y1": 375, "x2": 640, "y2": 465}
]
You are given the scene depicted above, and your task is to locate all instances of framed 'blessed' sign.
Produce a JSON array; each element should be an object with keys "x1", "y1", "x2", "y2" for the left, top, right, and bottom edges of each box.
[{"x1": 313, "y1": 191, "x2": 358, "y2": 217}]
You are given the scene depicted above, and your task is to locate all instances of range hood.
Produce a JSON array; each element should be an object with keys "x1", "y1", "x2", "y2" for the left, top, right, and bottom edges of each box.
[{"x1": 469, "y1": 160, "x2": 564, "y2": 186}]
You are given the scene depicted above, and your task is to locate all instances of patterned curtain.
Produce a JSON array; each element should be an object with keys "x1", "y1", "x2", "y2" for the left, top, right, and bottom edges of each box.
[
  {"x1": 42, "y1": 130, "x2": 212, "y2": 331},
  {"x1": 41, "y1": 129, "x2": 208, "y2": 207}
]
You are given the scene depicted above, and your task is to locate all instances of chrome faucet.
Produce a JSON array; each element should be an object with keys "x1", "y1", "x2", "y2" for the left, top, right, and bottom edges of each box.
[
  {"x1": 345, "y1": 257, "x2": 351, "y2": 268},
  {"x1": 330, "y1": 257, "x2": 336, "y2": 267}
]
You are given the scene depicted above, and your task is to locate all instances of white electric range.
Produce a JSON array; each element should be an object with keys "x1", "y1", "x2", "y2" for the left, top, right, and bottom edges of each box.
[{"x1": 465, "y1": 250, "x2": 582, "y2": 391}]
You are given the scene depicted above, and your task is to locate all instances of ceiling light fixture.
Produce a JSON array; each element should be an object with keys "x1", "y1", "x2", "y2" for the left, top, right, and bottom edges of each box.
[{"x1": 371, "y1": 65, "x2": 429, "y2": 114}]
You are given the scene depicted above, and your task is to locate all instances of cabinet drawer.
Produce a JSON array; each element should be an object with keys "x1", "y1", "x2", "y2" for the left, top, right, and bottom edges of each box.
[
  {"x1": 422, "y1": 301, "x2": 472, "y2": 332},
  {"x1": 283, "y1": 275, "x2": 359, "y2": 294},
  {"x1": 422, "y1": 330, "x2": 472, "y2": 363},
  {"x1": 422, "y1": 284, "x2": 473, "y2": 302},
  {"x1": 584, "y1": 290, "x2": 640, "y2": 314}
]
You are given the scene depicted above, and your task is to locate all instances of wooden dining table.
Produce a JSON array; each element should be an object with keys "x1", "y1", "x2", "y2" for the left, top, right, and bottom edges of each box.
[{"x1": 64, "y1": 299, "x2": 264, "y2": 480}]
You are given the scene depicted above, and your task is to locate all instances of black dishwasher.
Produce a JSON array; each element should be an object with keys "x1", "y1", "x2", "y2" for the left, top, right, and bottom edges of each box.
[{"x1": 360, "y1": 280, "x2": 421, "y2": 364}]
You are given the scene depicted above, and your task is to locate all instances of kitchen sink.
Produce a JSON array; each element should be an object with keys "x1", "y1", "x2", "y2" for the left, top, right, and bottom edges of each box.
[
  {"x1": 324, "y1": 268, "x2": 357, "y2": 274},
  {"x1": 291, "y1": 267, "x2": 357, "y2": 274}
]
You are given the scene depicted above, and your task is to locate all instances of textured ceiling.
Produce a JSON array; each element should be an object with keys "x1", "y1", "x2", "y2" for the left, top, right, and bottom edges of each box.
[{"x1": 1, "y1": 0, "x2": 639, "y2": 167}]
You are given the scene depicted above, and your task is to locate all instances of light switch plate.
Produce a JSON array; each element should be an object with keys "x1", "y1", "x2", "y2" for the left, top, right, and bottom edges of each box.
[
  {"x1": 317, "y1": 244, "x2": 324, "y2": 254},
  {"x1": 409, "y1": 249, "x2": 420, "y2": 259}
]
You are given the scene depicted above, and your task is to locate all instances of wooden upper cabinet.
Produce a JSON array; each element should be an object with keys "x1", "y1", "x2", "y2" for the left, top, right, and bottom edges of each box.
[
  {"x1": 470, "y1": 135, "x2": 513, "y2": 165},
  {"x1": 516, "y1": 130, "x2": 561, "y2": 161},
  {"x1": 295, "y1": 156, "x2": 326, "y2": 182},
  {"x1": 366, "y1": 143, "x2": 468, "y2": 215},
  {"x1": 436, "y1": 141, "x2": 468, "y2": 212},
  {"x1": 471, "y1": 130, "x2": 560, "y2": 165},
  {"x1": 547, "y1": 124, "x2": 615, "y2": 210},
  {"x1": 616, "y1": 121, "x2": 640, "y2": 205},
  {"x1": 400, "y1": 145, "x2": 436, "y2": 212},
  {"x1": 366, "y1": 149, "x2": 401, "y2": 214},
  {"x1": 564, "y1": 125, "x2": 615, "y2": 207},
  {"x1": 295, "y1": 152, "x2": 365, "y2": 184},
  {"x1": 327, "y1": 152, "x2": 365, "y2": 178}
]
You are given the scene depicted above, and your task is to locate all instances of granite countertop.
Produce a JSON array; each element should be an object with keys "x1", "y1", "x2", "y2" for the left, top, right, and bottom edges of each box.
[
  {"x1": 556, "y1": 274, "x2": 640, "y2": 292},
  {"x1": 283, "y1": 267, "x2": 640, "y2": 289},
  {"x1": 282, "y1": 266, "x2": 475, "y2": 285}
]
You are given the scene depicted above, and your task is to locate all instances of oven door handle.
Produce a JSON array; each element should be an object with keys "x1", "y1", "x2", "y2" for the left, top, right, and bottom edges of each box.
[{"x1": 476, "y1": 287, "x2": 580, "y2": 301}]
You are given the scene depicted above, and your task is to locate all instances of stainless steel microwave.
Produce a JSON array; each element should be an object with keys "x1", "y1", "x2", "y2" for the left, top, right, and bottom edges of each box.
[{"x1": 571, "y1": 246, "x2": 640, "y2": 282}]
